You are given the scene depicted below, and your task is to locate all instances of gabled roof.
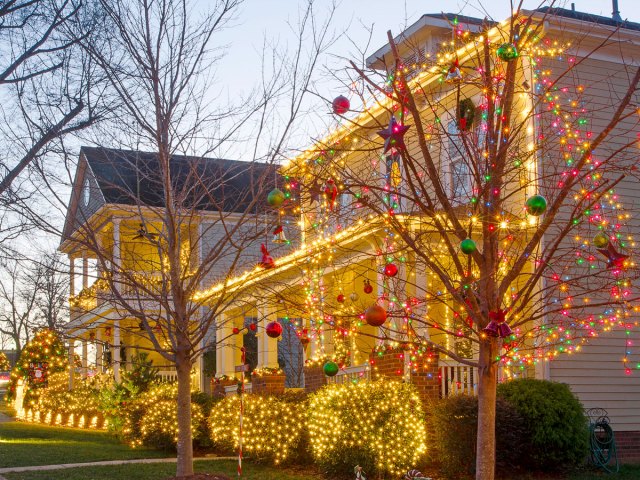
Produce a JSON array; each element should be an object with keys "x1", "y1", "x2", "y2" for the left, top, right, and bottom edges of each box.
[
  {"x1": 80, "y1": 146, "x2": 276, "y2": 213},
  {"x1": 60, "y1": 147, "x2": 277, "y2": 246}
]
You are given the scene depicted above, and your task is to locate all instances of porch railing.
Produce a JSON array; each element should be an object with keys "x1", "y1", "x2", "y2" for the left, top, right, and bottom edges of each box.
[
  {"x1": 327, "y1": 363, "x2": 371, "y2": 385},
  {"x1": 439, "y1": 360, "x2": 478, "y2": 397}
]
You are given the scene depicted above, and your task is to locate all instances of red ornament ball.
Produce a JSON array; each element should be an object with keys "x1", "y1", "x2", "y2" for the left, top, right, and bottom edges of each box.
[
  {"x1": 332, "y1": 95, "x2": 350, "y2": 115},
  {"x1": 265, "y1": 321, "x2": 283, "y2": 338},
  {"x1": 249, "y1": 323, "x2": 257, "y2": 332},
  {"x1": 363, "y1": 280, "x2": 373, "y2": 294},
  {"x1": 384, "y1": 263, "x2": 398, "y2": 277},
  {"x1": 232, "y1": 327, "x2": 240, "y2": 335},
  {"x1": 337, "y1": 294, "x2": 345, "y2": 303},
  {"x1": 365, "y1": 304, "x2": 387, "y2": 327}
]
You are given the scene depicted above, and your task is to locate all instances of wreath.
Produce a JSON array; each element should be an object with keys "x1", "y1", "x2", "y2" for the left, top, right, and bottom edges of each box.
[{"x1": 458, "y1": 98, "x2": 475, "y2": 131}]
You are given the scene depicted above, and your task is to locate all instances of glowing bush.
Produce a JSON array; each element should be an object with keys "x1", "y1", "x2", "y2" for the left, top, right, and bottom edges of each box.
[
  {"x1": 307, "y1": 380, "x2": 427, "y2": 477},
  {"x1": 209, "y1": 393, "x2": 307, "y2": 464},
  {"x1": 123, "y1": 383, "x2": 206, "y2": 449},
  {"x1": 23, "y1": 372, "x2": 105, "y2": 428}
]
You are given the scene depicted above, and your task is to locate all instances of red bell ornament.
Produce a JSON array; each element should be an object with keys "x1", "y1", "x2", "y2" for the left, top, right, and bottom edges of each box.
[
  {"x1": 266, "y1": 321, "x2": 283, "y2": 338},
  {"x1": 363, "y1": 279, "x2": 373, "y2": 294},
  {"x1": 365, "y1": 304, "x2": 387, "y2": 327},
  {"x1": 332, "y1": 95, "x2": 350, "y2": 115}
]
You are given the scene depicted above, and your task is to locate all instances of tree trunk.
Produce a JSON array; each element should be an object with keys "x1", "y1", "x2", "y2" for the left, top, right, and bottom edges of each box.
[
  {"x1": 475, "y1": 336, "x2": 498, "y2": 480},
  {"x1": 175, "y1": 353, "x2": 194, "y2": 477}
]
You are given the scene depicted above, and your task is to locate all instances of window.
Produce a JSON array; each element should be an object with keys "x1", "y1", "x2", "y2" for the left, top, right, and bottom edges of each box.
[
  {"x1": 446, "y1": 121, "x2": 472, "y2": 203},
  {"x1": 82, "y1": 177, "x2": 91, "y2": 206}
]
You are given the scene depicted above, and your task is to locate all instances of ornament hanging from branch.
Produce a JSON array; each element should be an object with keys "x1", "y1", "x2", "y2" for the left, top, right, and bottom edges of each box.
[
  {"x1": 332, "y1": 95, "x2": 350, "y2": 115},
  {"x1": 496, "y1": 42, "x2": 518, "y2": 62},
  {"x1": 266, "y1": 321, "x2": 283, "y2": 339},
  {"x1": 482, "y1": 309, "x2": 512, "y2": 338},
  {"x1": 593, "y1": 232, "x2": 609, "y2": 249},
  {"x1": 365, "y1": 304, "x2": 387, "y2": 327},
  {"x1": 363, "y1": 279, "x2": 373, "y2": 294},
  {"x1": 259, "y1": 243, "x2": 275, "y2": 269},
  {"x1": 267, "y1": 188, "x2": 285, "y2": 208},
  {"x1": 272, "y1": 225, "x2": 287, "y2": 243},
  {"x1": 460, "y1": 238, "x2": 477, "y2": 255},
  {"x1": 526, "y1": 195, "x2": 547, "y2": 216},
  {"x1": 324, "y1": 179, "x2": 338, "y2": 211},
  {"x1": 377, "y1": 116, "x2": 410, "y2": 154},
  {"x1": 384, "y1": 263, "x2": 398, "y2": 277},
  {"x1": 446, "y1": 58, "x2": 462, "y2": 84},
  {"x1": 597, "y1": 243, "x2": 630, "y2": 271},
  {"x1": 323, "y1": 360, "x2": 339, "y2": 377}
]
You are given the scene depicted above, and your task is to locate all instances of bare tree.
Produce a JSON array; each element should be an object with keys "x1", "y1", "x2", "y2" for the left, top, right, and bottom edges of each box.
[
  {"x1": 0, "y1": 259, "x2": 38, "y2": 352},
  {"x1": 30, "y1": 252, "x2": 69, "y2": 330},
  {"x1": 0, "y1": 0, "x2": 105, "y2": 258},
  {"x1": 281, "y1": 4, "x2": 640, "y2": 479},
  {"x1": 62, "y1": 0, "x2": 336, "y2": 475}
]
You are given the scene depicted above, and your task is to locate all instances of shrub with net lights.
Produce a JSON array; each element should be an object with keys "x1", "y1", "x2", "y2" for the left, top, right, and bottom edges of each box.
[
  {"x1": 209, "y1": 392, "x2": 307, "y2": 464},
  {"x1": 307, "y1": 380, "x2": 427, "y2": 477}
]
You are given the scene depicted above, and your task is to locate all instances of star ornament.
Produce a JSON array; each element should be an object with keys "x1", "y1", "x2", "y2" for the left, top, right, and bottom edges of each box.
[
  {"x1": 377, "y1": 116, "x2": 410, "y2": 154},
  {"x1": 597, "y1": 243, "x2": 630, "y2": 271}
]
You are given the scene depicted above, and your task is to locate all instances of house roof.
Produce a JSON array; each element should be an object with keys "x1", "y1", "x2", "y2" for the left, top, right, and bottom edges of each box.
[
  {"x1": 80, "y1": 146, "x2": 277, "y2": 213},
  {"x1": 533, "y1": 7, "x2": 640, "y2": 32}
]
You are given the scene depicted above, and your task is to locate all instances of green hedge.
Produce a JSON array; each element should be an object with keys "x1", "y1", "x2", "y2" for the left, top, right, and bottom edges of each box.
[
  {"x1": 497, "y1": 379, "x2": 589, "y2": 469},
  {"x1": 427, "y1": 394, "x2": 526, "y2": 477}
]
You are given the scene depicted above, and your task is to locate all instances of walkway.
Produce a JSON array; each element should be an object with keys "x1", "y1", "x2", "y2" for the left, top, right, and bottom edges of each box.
[{"x1": 0, "y1": 456, "x2": 236, "y2": 478}]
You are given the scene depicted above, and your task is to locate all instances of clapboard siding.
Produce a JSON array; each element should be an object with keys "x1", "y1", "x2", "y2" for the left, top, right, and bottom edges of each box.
[
  {"x1": 541, "y1": 50, "x2": 640, "y2": 432},
  {"x1": 550, "y1": 329, "x2": 640, "y2": 431}
]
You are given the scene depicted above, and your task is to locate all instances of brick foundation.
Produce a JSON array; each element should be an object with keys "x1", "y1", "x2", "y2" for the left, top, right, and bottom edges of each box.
[
  {"x1": 211, "y1": 378, "x2": 238, "y2": 398},
  {"x1": 615, "y1": 430, "x2": 640, "y2": 463},
  {"x1": 369, "y1": 348, "x2": 439, "y2": 405},
  {"x1": 251, "y1": 374, "x2": 286, "y2": 395},
  {"x1": 303, "y1": 366, "x2": 327, "y2": 393}
]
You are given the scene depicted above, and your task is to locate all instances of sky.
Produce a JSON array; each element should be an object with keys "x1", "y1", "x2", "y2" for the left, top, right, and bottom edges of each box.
[{"x1": 217, "y1": 0, "x2": 637, "y2": 101}]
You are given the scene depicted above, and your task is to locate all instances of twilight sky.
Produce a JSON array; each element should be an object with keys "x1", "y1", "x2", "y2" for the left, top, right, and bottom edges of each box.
[{"x1": 215, "y1": 0, "x2": 636, "y2": 100}]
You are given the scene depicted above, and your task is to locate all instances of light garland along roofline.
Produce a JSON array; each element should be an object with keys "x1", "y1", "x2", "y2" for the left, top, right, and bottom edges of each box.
[
  {"x1": 281, "y1": 14, "x2": 540, "y2": 173},
  {"x1": 193, "y1": 215, "x2": 392, "y2": 303}
]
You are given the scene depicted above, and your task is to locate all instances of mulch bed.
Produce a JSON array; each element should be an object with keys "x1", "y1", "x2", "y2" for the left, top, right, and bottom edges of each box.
[{"x1": 165, "y1": 475, "x2": 230, "y2": 480}]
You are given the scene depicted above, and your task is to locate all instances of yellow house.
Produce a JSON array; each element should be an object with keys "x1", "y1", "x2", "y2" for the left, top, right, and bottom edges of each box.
[{"x1": 205, "y1": 7, "x2": 640, "y2": 458}]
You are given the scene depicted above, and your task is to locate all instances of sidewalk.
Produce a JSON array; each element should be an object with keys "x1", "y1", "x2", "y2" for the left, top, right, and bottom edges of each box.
[{"x1": 0, "y1": 456, "x2": 236, "y2": 475}]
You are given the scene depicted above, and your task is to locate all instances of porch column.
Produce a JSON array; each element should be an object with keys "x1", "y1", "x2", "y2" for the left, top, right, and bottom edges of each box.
[
  {"x1": 113, "y1": 320, "x2": 121, "y2": 383},
  {"x1": 69, "y1": 255, "x2": 75, "y2": 296},
  {"x1": 95, "y1": 330, "x2": 103, "y2": 373},
  {"x1": 216, "y1": 315, "x2": 235, "y2": 377},
  {"x1": 68, "y1": 340, "x2": 75, "y2": 390},
  {"x1": 112, "y1": 218, "x2": 121, "y2": 290},
  {"x1": 411, "y1": 251, "x2": 430, "y2": 340},
  {"x1": 81, "y1": 340, "x2": 88, "y2": 378},
  {"x1": 82, "y1": 254, "x2": 89, "y2": 289},
  {"x1": 259, "y1": 305, "x2": 279, "y2": 368}
]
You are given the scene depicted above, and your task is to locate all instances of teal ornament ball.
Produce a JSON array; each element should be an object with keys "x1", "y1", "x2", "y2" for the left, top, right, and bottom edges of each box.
[
  {"x1": 593, "y1": 233, "x2": 609, "y2": 249},
  {"x1": 267, "y1": 188, "x2": 285, "y2": 207},
  {"x1": 460, "y1": 238, "x2": 477, "y2": 255},
  {"x1": 323, "y1": 361, "x2": 339, "y2": 377},
  {"x1": 526, "y1": 195, "x2": 547, "y2": 216},
  {"x1": 497, "y1": 43, "x2": 518, "y2": 62}
]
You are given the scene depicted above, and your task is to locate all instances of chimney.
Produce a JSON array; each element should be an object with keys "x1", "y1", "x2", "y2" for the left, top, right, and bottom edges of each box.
[
  {"x1": 612, "y1": 0, "x2": 623, "y2": 22},
  {"x1": 571, "y1": 3, "x2": 575, "y2": 11}
]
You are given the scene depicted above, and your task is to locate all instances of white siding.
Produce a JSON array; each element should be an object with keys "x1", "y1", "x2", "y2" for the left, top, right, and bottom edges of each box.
[{"x1": 549, "y1": 329, "x2": 640, "y2": 431}]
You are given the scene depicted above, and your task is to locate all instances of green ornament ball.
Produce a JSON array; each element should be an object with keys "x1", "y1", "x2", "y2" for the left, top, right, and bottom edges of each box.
[
  {"x1": 593, "y1": 233, "x2": 609, "y2": 249},
  {"x1": 460, "y1": 238, "x2": 477, "y2": 255},
  {"x1": 497, "y1": 43, "x2": 518, "y2": 62},
  {"x1": 323, "y1": 361, "x2": 339, "y2": 377},
  {"x1": 267, "y1": 188, "x2": 285, "y2": 207},
  {"x1": 526, "y1": 195, "x2": 547, "y2": 216}
]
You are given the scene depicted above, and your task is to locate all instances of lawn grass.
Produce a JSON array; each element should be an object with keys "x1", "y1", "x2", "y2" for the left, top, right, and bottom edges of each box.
[
  {"x1": 2, "y1": 460, "x2": 320, "y2": 480},
  {"x1": 0, "y1": 421, "x2": 170, "y2": 468}
]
